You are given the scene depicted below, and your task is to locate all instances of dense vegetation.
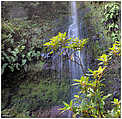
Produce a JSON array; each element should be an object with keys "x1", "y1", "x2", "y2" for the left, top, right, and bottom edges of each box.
[
  {"x1": 44, "y1": 33, "x2": 120, "y2": 117},
  {"x1": 43, "y1": 2, "x2": 121, "y2": 118},
  {"x1": 83, "y1": 2, "x2": 121, "y2": 67},
  {"x1": 1, "y1": 1, "x2": 121, "y2": 118},
  {"x1": 1, "y1": 1, "x2": 70, "y2": 75}
]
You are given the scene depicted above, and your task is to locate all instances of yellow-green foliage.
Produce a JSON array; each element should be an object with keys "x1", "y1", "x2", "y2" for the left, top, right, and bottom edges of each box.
[
  {"x1": 44, "y1": 32, "x2": 88, "y2": 54},
  {"x1": 82, "y1": 2, "x2": 120, "y2": 59},
  {"x1": 88, "y1": 66, "x2": 106, "y2": 79},
  {"x1": 109, "y1": 41, "x2": 120, "y2": 56},
  {"x1": 97, "y1": 54, "x2": 110, "y2": 65},
  {"x1": 60, "y1": 41, "x2": 121, "y2": 118},
  {"x1": 84, "y1": 2, "x2": 120, "y2": 43}
]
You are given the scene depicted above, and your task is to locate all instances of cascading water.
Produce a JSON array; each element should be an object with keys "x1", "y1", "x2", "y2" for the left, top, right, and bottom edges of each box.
[
  {"x1": 40, "y1": 2, "x2": 85, "y2": 117},
  {"x1": 67, "y1": 2, "x2": 85, "y2": 117},
  {"x1": 42, "y1": 2, "x2": 85, "y2": 117},
  {"x1": 68, "y1": 1, "x2": 85, "y2": 101},
  {"x1": 68, "y1": 2, "x2": 79, "y2": 38}
]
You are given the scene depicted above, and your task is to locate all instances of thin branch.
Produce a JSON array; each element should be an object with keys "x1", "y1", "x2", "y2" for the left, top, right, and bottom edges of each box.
[{"x1": 73, "y1": 53, "x2": 86, "y2": 75}]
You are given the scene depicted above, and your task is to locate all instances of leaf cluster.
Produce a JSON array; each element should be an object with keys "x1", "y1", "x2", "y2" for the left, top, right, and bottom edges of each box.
[
  {"x1": 44, "y1": 32, "x2": 88, "y2": 55},
  {"x1": 60, "y1": 41, "x2": 121, "y2": 118},
  {"x1": 1, "y1": 19, "x2": 43, "y2": 74},
  {"x1": 102, "y1": 2, "x2": 120, "y2": 42}
]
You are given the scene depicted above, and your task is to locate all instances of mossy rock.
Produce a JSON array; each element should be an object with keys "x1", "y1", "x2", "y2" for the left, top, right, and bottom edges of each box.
[
  {"x1": 1, "y1": 88, "x2": 11, "y2": 110},
  {"x1": 16, "y1": 112, "x2": 30, "y2": 118},
  {"x1": 9, "y1": 78, "x2": 70, "y2": 116},
  {"x1": 1, "y1": 107, "x2": 17, "y2": 118},
  {"x1": 1, "y1": 107, "x2": 30, "y2": 118}
]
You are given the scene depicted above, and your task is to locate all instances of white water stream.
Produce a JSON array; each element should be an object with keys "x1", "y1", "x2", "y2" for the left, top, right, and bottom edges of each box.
[
  {"x1": 68, "y1": 1, "x2": 85, "y2": 117},
  {"x1": 68, "y1": 1, "x2": 84, "y2": 80}
]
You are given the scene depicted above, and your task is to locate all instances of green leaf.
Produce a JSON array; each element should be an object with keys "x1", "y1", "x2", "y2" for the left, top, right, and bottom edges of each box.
[
  {"x1": 49, "y1": 50, "x2": 53, "y2": 54},
  {"x1": 98, "y1": 62, "x2": 104, "y2": 65},
  {"x1": 74, "y1": 95, "x2": 79, "y2": 98},
  {"x1": 58, "y1": 107, "x2": 66, "y2": 111},
  {"x1": 2, "y1": 63, "x2": 8, "y2": 74},
  {"x1": 22, "y1": 59, "x2": 26, "y2": 66},
  {"x1": 88, "y1": 68, "x2": 93, "y2": 73},
  {"x1": 8, "y1": 65, "x2": 14, "y2": 72},
  {"x1": 63, "y1": 101, "x2": 69, "y2": 107},
  {"x1": 15, "y1": 63, "x2": 20, "y2": 70},
  {"x1": 21, "y1": 46, "x2": 25, "y2": 50},
  {"x1": 102, "y1": 94, "x2": 112, "y2": 100},
  {"x1": 112, "y1": 98, "x2": 120, "y2": 105},
  {"x1": 73, "y1": 79, "x2": 81, "y2": 82},
  {"x1": 59, "y1": 32, "x2": 62, "y2": 37},
  {"x1": 63, "y1": 32, "x2": 66, "y2": 37},
  {"x1": 85, "y1": 73, "x2": 93, "y2": 76},
  {"x1": 22, "y1": 54, "x2": 25, "y2": 58},
  {"x1": 72, "y1": 83, "x2": 80, "y2": 86},
  {"x1": 70, "y1": 100, "x2": 73, "y2": 107}
]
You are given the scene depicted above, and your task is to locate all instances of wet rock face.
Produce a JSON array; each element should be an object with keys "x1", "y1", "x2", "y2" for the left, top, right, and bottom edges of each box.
[
  {"x1": 42, "y1": 63, "x2": 55, "y2": 71},
  {"x1": 9, "y1": 7, "x2": 28, "y2": 19},
  {"x1": 41, "y1": 53, "x2": 55, "y2": 71},
  {"x1": 32, "y1": 106, "x2": 73, "y2": 118},
  {"x1": 92, "y1": 35, "x2": 100, "y2": 41},
  {"x1": 1, "y1": 88, "x2": 11, "y2": 110},
  {"x1": 3, "y1": 1, "x2": 70, "y2": 20}
]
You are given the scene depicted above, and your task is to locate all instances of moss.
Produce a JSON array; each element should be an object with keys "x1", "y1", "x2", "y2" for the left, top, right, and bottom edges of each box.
[
  {"x1": 1, "y1": 88, "x2": 11, "y2": 110},
  {"x1": 1, "y1": 107, "x2": 30, "y2": 118},
  {"x1": 27, "y1": 61, "x2": 44, "y2": 72},
  {"x1": 1, "y1": 108, "x2": 17, "y2": 118},
  {"x1": 4, "y1": 77, "x2": 70, "y2": 117}
]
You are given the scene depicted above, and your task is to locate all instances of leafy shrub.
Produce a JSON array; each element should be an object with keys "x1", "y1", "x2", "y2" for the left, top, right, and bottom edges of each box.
[
  {"x1": 82, "y1": 2, "x2": 120, "y2": 59},
  {"x1": 44, "y1": 32, "x2": 120, "y2": 118},
  {"x1": 1, "y1": 107, "x2": 30, "y2": 118},
  {"x1": 1, "y1": 19, "x2": 43, "y2": 74},
  {"x1": 102, "y1": 2, "x2": 121, "y2": 42},
  {"x1": 59, "y1": 41, "x2": 121, "y2": 118},
  {"x1": 44, "y1": 32, "x2": 88, "y2": 73}
]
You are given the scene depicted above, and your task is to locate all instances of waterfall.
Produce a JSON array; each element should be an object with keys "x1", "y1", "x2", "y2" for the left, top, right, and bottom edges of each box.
[
  {"x1": 68, "y1": 1, "x2": 82, "y2": 66},
  {"x1": 69, "y1": 1, "x2": 79, "y2": 38},
  {"x1": 48, "y1": 2, "x2": 85, "y2": 117},
  {"x1": 68, "y1": 1, "x2": 82, "y2": 79},
  {"x1": 68, "y1": 1, "x2": 86, "y2": 110}
]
